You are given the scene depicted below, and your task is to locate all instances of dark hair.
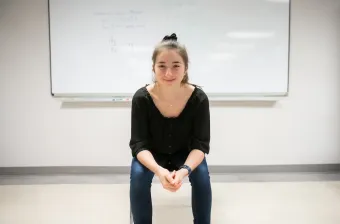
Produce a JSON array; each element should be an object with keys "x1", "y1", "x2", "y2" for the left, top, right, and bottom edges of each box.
[{"x1": 152, "y1": 33, "x2": 189, "y2": 84}]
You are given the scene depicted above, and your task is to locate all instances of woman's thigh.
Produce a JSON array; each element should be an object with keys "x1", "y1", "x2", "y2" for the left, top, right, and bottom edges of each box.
[
  {"x1": 188, "y1": 157, "x2": 211, "y2": 183},
  {"x1": 130, "y1": 157, "x2": 154, "y2": 186}
]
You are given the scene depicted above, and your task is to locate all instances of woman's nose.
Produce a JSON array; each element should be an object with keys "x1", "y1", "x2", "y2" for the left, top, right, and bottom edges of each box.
[{"x1": 165, "y1": 68, "x2": 173, "y2": 77}]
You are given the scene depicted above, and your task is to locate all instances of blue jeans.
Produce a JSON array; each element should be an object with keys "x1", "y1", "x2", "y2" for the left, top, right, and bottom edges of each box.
[{"x1": 130, "y1": 151, "x2": 212, "y2": 224}]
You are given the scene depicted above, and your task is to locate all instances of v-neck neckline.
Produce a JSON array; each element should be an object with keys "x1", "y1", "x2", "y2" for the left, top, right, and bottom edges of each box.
[{"x1": 144, "y1": 84, "x2": 197, "y2": 119}]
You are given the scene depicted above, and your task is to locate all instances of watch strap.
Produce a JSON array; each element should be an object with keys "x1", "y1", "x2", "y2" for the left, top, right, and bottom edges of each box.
[{"x1": 179, "y1": 165, "x2": 192, "y2": 175}]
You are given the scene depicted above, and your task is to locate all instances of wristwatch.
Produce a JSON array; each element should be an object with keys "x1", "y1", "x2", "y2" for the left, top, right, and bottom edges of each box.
[{"x1": 179, "y1": 165, "x2": 192, "y2": 175}]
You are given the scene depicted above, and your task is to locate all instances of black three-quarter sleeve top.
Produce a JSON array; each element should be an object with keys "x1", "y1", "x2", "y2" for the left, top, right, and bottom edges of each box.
[{"x1": 129, "y1": 84, "x2": 210, "y2": 158}]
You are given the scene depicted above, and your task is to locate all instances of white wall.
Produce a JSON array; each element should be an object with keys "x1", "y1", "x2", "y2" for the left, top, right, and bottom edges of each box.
[{"x1": 0, "y1": 0, "x2": 339, "y2": 167}]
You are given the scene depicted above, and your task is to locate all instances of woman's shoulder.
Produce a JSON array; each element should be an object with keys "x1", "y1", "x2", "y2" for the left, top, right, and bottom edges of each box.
[
  {"x1": 191, "y1": 84, "x2": 209, "y2": 103},
  {"x1": 132, "y1": 84, "x2": 151, "y2": 104}
]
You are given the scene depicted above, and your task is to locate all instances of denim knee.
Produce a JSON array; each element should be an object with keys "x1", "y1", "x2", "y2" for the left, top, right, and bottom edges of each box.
[
  {"x1": 130, "y1": 158, "x2": 154, "y2": 190},
  {"x1": 189, "y1": 158, "x2": 210, "y2": 184}
]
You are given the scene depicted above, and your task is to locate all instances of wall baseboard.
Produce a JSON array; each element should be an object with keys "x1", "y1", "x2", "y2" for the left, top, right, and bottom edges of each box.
[{"x1": 1, "y1": 164, "x2": 339, "y2": 175}]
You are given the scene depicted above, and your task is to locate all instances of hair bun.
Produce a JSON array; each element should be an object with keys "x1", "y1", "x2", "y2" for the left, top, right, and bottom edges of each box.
[{"x1": 162, "y1": 33, "x2": 177, "y2": 41}]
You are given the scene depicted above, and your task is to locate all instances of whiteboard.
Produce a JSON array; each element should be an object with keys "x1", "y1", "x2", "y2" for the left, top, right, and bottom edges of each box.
[{"x1": 48, "y1": 0, "x2": 290, "y2": 99}]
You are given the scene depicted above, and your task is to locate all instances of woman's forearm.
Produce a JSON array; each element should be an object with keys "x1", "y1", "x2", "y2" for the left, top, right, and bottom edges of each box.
[
  {"x1": 136, "y1": 150, "x2": 161, "y2": 175},
  {"x1": 184, "y1": 149, "x2": 205, "y2": 171}
]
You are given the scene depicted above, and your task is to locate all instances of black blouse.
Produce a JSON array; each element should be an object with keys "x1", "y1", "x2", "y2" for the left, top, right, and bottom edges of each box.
[{"x1": 129, "y1": 84, "x2": 210, "y2": 158}]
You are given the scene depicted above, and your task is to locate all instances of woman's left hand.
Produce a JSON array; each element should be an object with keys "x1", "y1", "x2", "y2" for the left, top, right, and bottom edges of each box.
[{"x1": 172, "y1": 168, "x2": 189, "y2": 187}]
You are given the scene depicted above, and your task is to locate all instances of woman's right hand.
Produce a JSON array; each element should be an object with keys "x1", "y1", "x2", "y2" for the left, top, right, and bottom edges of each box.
[{"x1": 156, "y1": 167, "x2": 182, "y2": 192}]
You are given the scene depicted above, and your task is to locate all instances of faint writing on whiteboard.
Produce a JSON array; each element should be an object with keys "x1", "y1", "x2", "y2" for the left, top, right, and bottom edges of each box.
[
  {"x1": 94, "y1": 10, "x2": 145, "y2": 31},
  {"x1": 109, "y1": 36, "x2": 117, "y2": 53},
  {"x1": 108, "y1": 37, "x2": 151, "y2": 54},
  {"x1": 161, "y1": 0, "x2": 196, "y2": 8},
  {"x1": 102, "y1": 22, "x2": 145, "y2": 30},
  {"x1": 109, "y1": 43, "x2": 151, "y2": 54}
]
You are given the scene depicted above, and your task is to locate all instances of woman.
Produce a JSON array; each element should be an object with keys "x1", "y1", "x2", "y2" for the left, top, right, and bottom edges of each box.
[{"x1": 129, "y1": 33, "x2": 212, "y2": 224}]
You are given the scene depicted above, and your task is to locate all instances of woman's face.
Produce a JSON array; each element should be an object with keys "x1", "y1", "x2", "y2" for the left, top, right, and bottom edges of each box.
[{"x1": 153, "y1": 49, "x2": 186, "y2": 87}]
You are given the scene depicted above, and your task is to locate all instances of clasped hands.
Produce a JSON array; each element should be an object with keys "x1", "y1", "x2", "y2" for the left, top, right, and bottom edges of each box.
[{"x1": 156, "y1": 166, "x2": 188, "y2": 192}]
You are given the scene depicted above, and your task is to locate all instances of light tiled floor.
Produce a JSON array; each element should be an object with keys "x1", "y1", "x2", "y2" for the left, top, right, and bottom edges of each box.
[{"x1": 0, "y1": 179, "x2": 340, "y2": 224}]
